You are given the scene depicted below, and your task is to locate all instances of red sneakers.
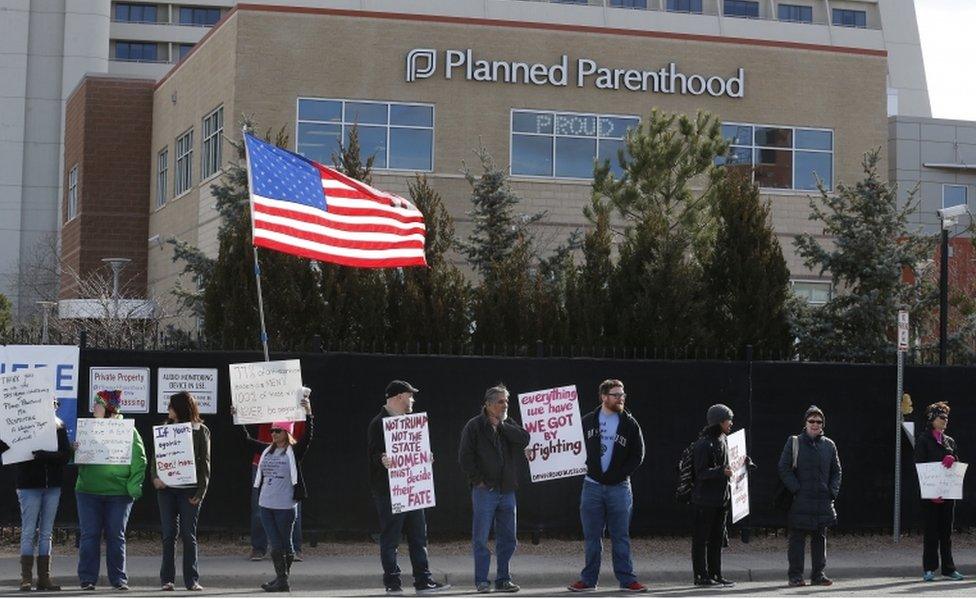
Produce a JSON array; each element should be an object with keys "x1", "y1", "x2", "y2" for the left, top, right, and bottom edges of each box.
[
  {"x1": 622, "y1": 581, "x2": 648, "y2": 593},
  {"x1": 567, "y1": 581, "x2": 597, "y2": 592}
]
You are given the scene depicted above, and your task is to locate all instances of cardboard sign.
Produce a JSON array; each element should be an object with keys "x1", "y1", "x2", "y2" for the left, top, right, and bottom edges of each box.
[
  {"x1": 0, "y1": 367, "x2": 58, "y2": 464},
  {"x1": 383, "y1": 412, "x2": 435, "y2": 514},
  {"x1": 89, "y1": 367, "x2": 150, "y2": 414},
  {"x1": 0, "y1": 345, "x2": 79, "y2": 441},
  {"x1": 228, "y1": 360, "x2": 305, "y2": 425},
  {"x1": 74, "y1": 418, "x2": 134, "y2": 465},
  {"x1": 728, "y1": 429, "x2": 750, "y2": 523},
  {"x1": 153, "y1": 423, "x2": 197, "y2": 486},
  {"x1": 157, "y1": 369, "x2": 218, "y2": 414},
  {"x1": 916, "y1": 462, "x2": 968, "y2": 500},
  {"x1": 517, "y1": 385, "x2": 587, "y2": 482}
]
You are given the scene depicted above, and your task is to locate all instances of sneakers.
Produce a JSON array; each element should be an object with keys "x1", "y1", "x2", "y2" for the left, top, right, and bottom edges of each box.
[
  {"x1": 810, "y1": 576, "x2": 832, "y2": 586},
  {"x1": 711, "y1": 575, "x2": 735, "y2": 587},
  {"x1": 188, "y1": 582, "x2": 205, "y2": 591},
  {"x1": 495, "y1": 580, "x2": 520, "y2": 593},
  {"x1": 922, "y1": 571, "x2": 936, "y2": 582},
  {"x1": 293, "y1": 552, "x2": 304, "y2": 562},
  {"x1": 621, "y1": 581, "x2": 648, "y2": 592},
  {"x1": 945, "y1": 571, "x2": 965, "y2": 581},
  {"x1": 80, "y1": 582, "x2": 96, "y2": 591},
  {"x1": 415, "y1": 581, "x2": 451, "y2": 593},
  {"x1": 567, "y1": 581, "x2": 597, "y2": 592},
  {"x1": 788, "y1": 579, "x2": 806, "y2": 587},
  {"x1": 249, "y1": 549, "x2": 266, "y2": 561},
  {"x1": 476, "y1": 582, "x2": 492, "y2": 593},
  {"x1": 161, "y1": 582, "x2": 175, "y2": 591},
  {"x1": 113, "y1": 582, "x2": 130, "y2": 591},
  {"x1": 385, "y1": 583, "x2": 403, "y2": 594},
  {"x1": 694, "y1": 575, "x2": 716, "y2": 587}
]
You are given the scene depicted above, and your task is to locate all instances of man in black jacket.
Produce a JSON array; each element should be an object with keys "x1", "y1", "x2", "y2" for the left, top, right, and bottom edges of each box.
[
  {"x1": 691, "y1": 404, "x2": 735, "y2": 587},
  {"x1": 458, "y1": 384, "x2": 530, "y2": 593},
  {"x1": 568, "y1": 379, "x2": 647, "y2": 593},
  {"x1": 366, "y1": 380, "x2": 449, "y2": 594}
]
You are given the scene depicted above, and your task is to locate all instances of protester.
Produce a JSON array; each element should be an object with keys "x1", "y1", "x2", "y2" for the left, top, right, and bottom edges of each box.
[
  {"x1": 777, "y1": 405, "x2": 841, "y2": 587},
  {"x1": 367, "y1": 380, "x2": 450, "y2": 594},
  {"x1": 915, "y1": 401, "x2": 964, "y2": 582},
  {"x1": 249, "y1": 421, "x2": 306, "y2": 562},
  {"x1": 568, "y1": 379, "x2": 647, "y2": 593},
  {"x1": 690, "y1": 404, "x2": 735, "y2": 587},
  {"x1": 150, "y1": 392, "x2": 211, "y2": 591},
  {"x1": 458, "y1": 384, "x2": 530, "y2": 593},
  {"x1": 239, "y1": 388, "x2": 313, "y2": 593},
  {"x1": 0, "y1": 397, "x2": 71, "y2": 591},
  {"x1": 75, "y1": 390, "x2": 147, "y2": 591}
]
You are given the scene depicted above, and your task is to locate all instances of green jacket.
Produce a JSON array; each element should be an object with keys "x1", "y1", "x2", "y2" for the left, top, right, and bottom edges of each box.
[{"x1": 75, "y1": 417, "x2": 147, "y2": 500}]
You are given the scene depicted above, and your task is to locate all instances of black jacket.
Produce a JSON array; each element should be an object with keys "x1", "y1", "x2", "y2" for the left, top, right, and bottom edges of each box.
[
  {"x1": 914, "y1": 428, "x2": 958, "y2": 464},
  {"x1": 244, "y1": 414, "x2": 314, "y2": 502},
  {"x1": 691, "y1": 432, "x2": 730, "y2": 507},
  {"x1": 367, "y1": 406, "x2": 394, "y2": 497},
  {"x1": 0, "y1": 427, "x2": 71, "y2": 489},
  {"x1": 582, "y1": 406, "x2": 644, "y2": 485},
  {"x1": 778, "y1": 432, "x2": 842, "y2": 530},
  {"x1": 458, "y1": 412, "x2": 530, "y2": 493}
]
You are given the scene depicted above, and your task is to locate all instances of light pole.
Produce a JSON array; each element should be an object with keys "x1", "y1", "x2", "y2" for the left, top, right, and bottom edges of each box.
[
  {"x1": 101, "y1": 257, "x2": 131, "y2": 318},
  {"x1": 937, "y1": 205, "x2": 969, "y2": 366},
  {"x1": 35, "y1": 300, "x2": 58, "y2": 344}
]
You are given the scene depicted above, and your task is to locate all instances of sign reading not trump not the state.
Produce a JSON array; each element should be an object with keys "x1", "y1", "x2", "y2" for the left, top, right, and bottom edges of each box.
[
  {"x1": 228, "y1": 360, "x2": 305, "y2": 425},
  {"x1": 518, "y1": 385, "x2": 587, "y2": 482},
  {"x1": 383, "y1": 412, "x2": 435, "y2": 514}
]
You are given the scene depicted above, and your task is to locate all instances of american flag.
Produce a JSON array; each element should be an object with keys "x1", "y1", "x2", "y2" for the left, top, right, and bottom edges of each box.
[{"x1": 243, "y1": 133, "x2": 427, "y2": 268}]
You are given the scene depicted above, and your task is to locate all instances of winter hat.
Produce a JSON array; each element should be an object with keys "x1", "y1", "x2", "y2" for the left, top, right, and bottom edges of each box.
[
  {"x1": 95, "y1": 390, "x2": 122, "y2": 415},
  {"x1": 270, "y1": 421, "x2": 295, "y2": 434},
  {"x1": 926, "y1": 401, "x2": 950, "y2": 423},
  {"x1": 706, "y1": 404, "x2": 734, "y2": 426},
  {"x1": 804, "y1": 405, "x2": 825, "y2": 425}
]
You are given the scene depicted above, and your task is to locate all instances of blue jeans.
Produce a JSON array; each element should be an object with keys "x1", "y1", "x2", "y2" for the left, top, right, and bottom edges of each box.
[
  {"x1": 17, "y1": 488, "x2": 61, "y2": 556},
  {"x1": 579, "y1": 479, "x2": 637, "y2": 587},
  {"x1": 373, "y1": 494, "x2": 432, "y2": 589},
  {"x1": 251, "y1": 465, "x2": 302, "y2": 553},
  {"x1": 158, "y1": 487, "x2": 201, "y2": 588},
  {"x1": 259, "y1": 507, "x2": 297, "y2": 554},
  {"x1": 76, "y1": 492, "x2": 134, "y2": 587},
  {"x1": 471, "y1": 487, "x2": 517, "y2": 585}
]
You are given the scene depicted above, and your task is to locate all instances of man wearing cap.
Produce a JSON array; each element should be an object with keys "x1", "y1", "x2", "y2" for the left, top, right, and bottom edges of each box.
[
  {"x1": 367, "y1": 380, "x2": 450, "y2": 594},
  {"x1": 690, "y1": 404, "x2": 736, "y2": 587}
]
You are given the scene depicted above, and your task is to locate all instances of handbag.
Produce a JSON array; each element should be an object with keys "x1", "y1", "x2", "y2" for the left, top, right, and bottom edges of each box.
[{"x1": 772, "y1": 435, "x2": 798, "y2": 511}]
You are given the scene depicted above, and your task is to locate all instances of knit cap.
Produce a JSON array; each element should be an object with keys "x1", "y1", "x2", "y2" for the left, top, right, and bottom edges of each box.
[{"x1": 706, "y1": 404, "x2": 734, "y2": 426}]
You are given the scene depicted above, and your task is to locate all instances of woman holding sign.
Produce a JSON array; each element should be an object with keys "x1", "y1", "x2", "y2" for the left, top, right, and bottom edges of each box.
[
  {"x1": 151, "y1": 392, "x2": 211, "y2": 591},
  {"x1": 914, "y1": 402, "x2": 964, "y2": 582}
]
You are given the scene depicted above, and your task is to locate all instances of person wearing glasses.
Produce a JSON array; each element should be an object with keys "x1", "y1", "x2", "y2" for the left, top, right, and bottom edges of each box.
[
  {"x1": 0, "y1": 397, "x2": 71, "y2": 591},
  {"x1": 568, "y1": 379, "x2": 647, "y2": 593},
  {"x1": 777, "y1": 405, "x2": 841, "y2": 587},
  {"x1": 914, "y1": 402, "x2": 964, "y2": 582}
]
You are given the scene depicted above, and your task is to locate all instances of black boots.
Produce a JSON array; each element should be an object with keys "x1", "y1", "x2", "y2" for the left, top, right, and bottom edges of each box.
[
  {"x1": 20, "y1": 556, "x2": 33, "y2": 592},
  {"x1": 36, "y1": 555, "x2": 61, "y2": 591},
  {"x1": 694, "y1": 574, "x2": 716, "y2": 587},
  {"x1": 261, "y1": 551, "x2": 290, "y2": 592}
]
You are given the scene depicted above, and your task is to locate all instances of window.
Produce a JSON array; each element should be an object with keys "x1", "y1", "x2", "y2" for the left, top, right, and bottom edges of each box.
[
  {"x1": 177, "y1": 44, "x2": 194, "y2": 60},
  {"x1": 201, "y1": 106, "x2": 223, "y2": 179},
  {"x1": 67, "y1": 165, "x2": 78, "y2": 221},
  {"x1": 114, "y1": 3, "x2": 157, "y2": 22},
  {"x1": 667, "y1": 0, "x2": 703, "y2": 13},
  {"x1": 297, "y1": 99, "x2": 434, "y2": 171},
  {"x1": 179, "y1": 7, "x2": 221, "y2": 26},
  {"x1": 611, "y1": 0, "x2": 648, "y2": 7},
  {"x1": 778, "y1": 3, "x2": 813, "y2": 22},
  {"x1": 157, "y1": 148, "x2": 168, "y2": 208},
  {"x1": 724, "y1": 0, "x2": 759, "y2": 18},
  {"x1": 832, "y1": 8, "x2": 866, "y2": 28},
  {"x1": 718, "y1": 123, "x2": 833, "y2": 191},
  {"x1": 511, "y1": 110, "x2": 639, "y2": 179},
  {"x1": 115, "y1": 41, "x2": 158, "y2": 61},
  {"x1": 792, "y1": 281, "x2": 831, "y2": 305},
  {"x1": 943, "y1": 184, "x2": 968, "y2": 208},
  {"x1": 175, "y1": 129, "x2": 193, "y2": 196}
]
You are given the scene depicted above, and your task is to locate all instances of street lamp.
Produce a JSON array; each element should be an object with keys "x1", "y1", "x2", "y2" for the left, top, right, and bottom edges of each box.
[
  {"x1": 937, "y1": 204, "x2": 969, "y2": 365},
  {"x1": 101, "y1": 257, "x2": 131, "y2": 318},
  {"x1": 35, "y1": 300, "x2": 58, "y2": 344}
]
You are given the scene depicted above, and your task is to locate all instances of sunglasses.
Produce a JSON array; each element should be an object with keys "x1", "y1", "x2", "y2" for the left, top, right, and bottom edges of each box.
[
  {"x1": 270, "y1": 428, "x2": 285, "y2": 434},
  {"x1": 606, "y1": 392, "x2": 627, "y2": 399},
  {"x1": 807, "y1": 419, "x2": 824, "y2": 425}
]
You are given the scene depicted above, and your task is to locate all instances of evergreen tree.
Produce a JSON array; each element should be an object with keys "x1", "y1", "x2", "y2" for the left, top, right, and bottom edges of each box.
[
  {"x1": 565, "y1": 195, "x2": 614, "y2": 347},
  {"x1": 0, "y1": 293, "x2": 11, "y2": 333}
]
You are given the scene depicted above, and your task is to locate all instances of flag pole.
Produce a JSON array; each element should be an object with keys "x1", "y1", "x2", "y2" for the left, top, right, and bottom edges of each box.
[{"x1": 242, "y1": 127, "x2": 271, "y2": 362}]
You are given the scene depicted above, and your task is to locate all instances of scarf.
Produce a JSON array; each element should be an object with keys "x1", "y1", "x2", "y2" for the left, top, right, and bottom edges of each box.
[{"x1": 253, "y1": 444, "x2": 298, "y2": 489}]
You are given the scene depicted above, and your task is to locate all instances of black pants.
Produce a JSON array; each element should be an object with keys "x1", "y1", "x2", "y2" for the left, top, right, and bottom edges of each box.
[
  {"x1": 692, "y1": 506, "x2": 727, "y2": 578},
  {"x1": 922, "y1": 500, "x2": 955, "y2": 574},
  {"x1": 373, "y1": 495, "x2": 432, "y2": 589},
  {"x1": 787, "y1": 526, "x2": 826, "y2": 581}
]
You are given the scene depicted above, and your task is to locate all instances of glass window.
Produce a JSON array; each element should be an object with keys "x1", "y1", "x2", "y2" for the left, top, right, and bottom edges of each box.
[
  {"x1": 610, "y1": 0, "x2": 648, "y2": 7},
  {"x1": 177, "y1": 44, "x2": 194, "y2": 60},
  {"x1": 511, "y1": 110, "x2": 638, "y2": 179},
  {"x1": 201, "y1": 106, "x2": 223, "y2": 179},
  {"x1": 67, "y1": 165, "x2": 78, "y2": 221},
  {"x1": 754, "y1": 149, "x2": 792, "y2": 189},
  {"x1": 792, "y1": 281, "x2": 831, "y2": 305},
  {"x1": 796, "y1": 129, "x2": 832, "y2": 151},
  {"x1": 179, "y1": 7, "x2": 221, "y2": 26},
  {"x1": 157, "y1": 148, "x2": 168, "y2": 208},
  {"x1": 175, "y1": 129, "x2": 193, "y2": 196},
  {"x1": 722, "y1": 124, "x2": 752, "y2": 145},
  {"x1": 115, "y1": 41, "x2": 158, "y2": 61},
  {"x1": 943, "y1": 184, "x2": 968, "y2": 208},
  {"x1": 832, "y1": 8, "x2": 866, "y2": 28},
  {"x1": 794, "y1": 151, "x2": 831, "y2": 190},
  {"x1": 555, "y1": 138, "x2": 597, "y2": 178},
  {"x1": 297, "y1": 99, "x2": 434, "y2": 172},
  {"x1": 512, "y1": 135, "x2": 553, "y2": 177},
  {"x1": 755, "y1": 127, "x2": 792, "y2": 148},
  {"x1": 720, "y1": 122, "x2": 832, "y2": 190},
  {"x1": 115, "y1": 3, "x2": 157, "y2": 22},
  {"x1": 778, "y1": 3, "x2": 813, "y2": 22},
  {"x1": 668, "y1": 0, "x2": 703, "y2": 12},
  {"x1": 725, "y1": 0, "x2": 759, "y2": 18}
]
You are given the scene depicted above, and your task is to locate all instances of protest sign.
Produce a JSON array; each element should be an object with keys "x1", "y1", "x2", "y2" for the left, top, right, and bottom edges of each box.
[
  {"x1": 74, "y1": 418, "x2": 134, "y2": 465},
  {"x1": 728, "y1": 429, "x2": 750, "y2": 523},
  {"x1": 0, "y1": 345, "x2": 79, "y2": 441},
  {"x1": 916, "y1": 462, "x2": 968, "y2": 500},
  {"x1": 383, "y1": 412, "x2": 435, "y2": 514},
  {"x1": 153, "y1": 423, "x2": 197, "y2": 486},
  {"x1": 228, "y1": 360, "x2": 304, "y2": 425},
  {"x1": 0, "y1": 367, "x2": 58, "y2": 464},
  {"x1": 517, "y1": 385, "x2": 587, "y2": 482},
  {"x1": 89, "y1": 367, "x2": 150, "y2": 413},
  {"x1": 157, "y1": 369, "x2": 218, "y2": 414}
]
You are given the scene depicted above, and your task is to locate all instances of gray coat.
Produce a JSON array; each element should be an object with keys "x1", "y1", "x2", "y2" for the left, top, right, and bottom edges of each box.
[{"x1": 777, "y1": 432, "x2": 842, "y2": 530}]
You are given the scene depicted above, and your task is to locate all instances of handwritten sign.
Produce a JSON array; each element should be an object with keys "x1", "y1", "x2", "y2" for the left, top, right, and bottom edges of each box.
[
  {"x1": 153, "y1": 423, "x2": 197, "y2": 486},
  {"x1": 157, "y1": 369, "x2": 218, "y2": 414},
  {"x1": 517, "y1": 385, "x2": 587, "y2": 482},
  {"x1": 74, "y1": 418, "x2": 133, "y2": 465},
  {"x1": 916, "y1": 462, "x2": 968, "y2": 500},
  {"x1": 228, "y1": 360, "x2": 305, "y2": 425},
  {"x1": 383, "y1": 412, "x2": 435, "y2": 514},
  {"x1": 728, "y1": 429, "x2": 750, "y2": 523},
  {"x1": 89, "y1": 367, "x2": 150, "y2": 413},
  {"x1": 1, "y1": 345, "x2": 79, "y2": 441},
  {"x1": 0, "y1": 367, "x2": 58, "y2": 464}
]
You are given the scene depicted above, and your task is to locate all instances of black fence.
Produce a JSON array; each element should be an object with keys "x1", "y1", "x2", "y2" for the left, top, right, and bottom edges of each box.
[{"x1": 1, "y1": 348, "x2": 974, "y2": 540}]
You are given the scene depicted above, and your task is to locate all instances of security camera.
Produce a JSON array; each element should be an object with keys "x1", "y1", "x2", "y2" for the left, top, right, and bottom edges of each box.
[{"x1": 937, "y1": 204, "x2": 968, "y2": 220}]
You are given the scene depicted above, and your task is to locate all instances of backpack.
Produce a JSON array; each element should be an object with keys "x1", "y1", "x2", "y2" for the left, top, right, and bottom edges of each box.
[
  {"x1": 674, "y1": 440, "x2": 697, "y2": 503},
  {"x1": 772, "y1": 435, "x2": 799, "y2": 511}
]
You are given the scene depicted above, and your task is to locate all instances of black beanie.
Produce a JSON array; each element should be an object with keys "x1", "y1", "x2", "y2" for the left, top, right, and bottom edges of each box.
[
  {"x1": 706, "y1": 404, "x2": 734, "y2": 426},
  {"x1": 804, "y1": 405, "x2": 825, "y2": 425}
]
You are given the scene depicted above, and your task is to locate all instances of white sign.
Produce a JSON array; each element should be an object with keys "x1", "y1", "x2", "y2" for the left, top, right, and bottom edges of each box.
[
  {"x1": 74, "y1": 418, "x2": 134, "y2": 465},
  {"x1": 903, "y1": 422, "x2": 915, "y2": 447},
  {"x1": 728, "y1": 429, "x2": 750, "y2": 523},
  {"x1": 228, "y1": 360, "x2": 304, "y2": 425},
  {"x1": 89, "y1": 367, "x2": 150, "y2": 413},
  {"x1": 1, "y1": 345, "x2": 80, "y2": 440},
  {"x1": 897, "y1": 310, "x2": 909, "y2": 351},
  {"x1": 916, "y1": 462, "x2": 968, "y2": 500},
  {"x1": 383, "y1": 412, "x2": 435, "y2": 514},
  {"x1": 517, "y1": 385, "x2": 587, "y2": 482},
  {"x1": 0, "y1": 367, "x2": 58, "y2": 464},
  {"x1": 153, "y1": 423, "x2": 197, "y2": 486},
  {"x1": 157, "y1": 368, "x2": 218, "y2": 414}
]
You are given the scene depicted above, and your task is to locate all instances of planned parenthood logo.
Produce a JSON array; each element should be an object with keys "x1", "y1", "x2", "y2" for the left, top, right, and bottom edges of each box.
[{"x1": 406, "y1": 48, "x2": 437, "y2": 82}]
